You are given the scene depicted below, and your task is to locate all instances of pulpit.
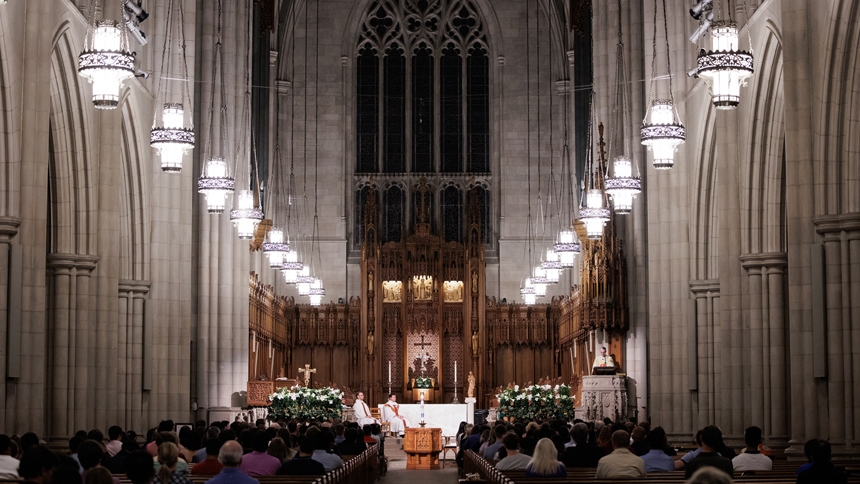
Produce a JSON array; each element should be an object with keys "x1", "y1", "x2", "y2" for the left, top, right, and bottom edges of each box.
[
  {"x1": 403, "y1": 427, "x2": 443, "y2": 470},
  {"x1": 581, "y1": 375, "x2": 627, "y2": 422}
]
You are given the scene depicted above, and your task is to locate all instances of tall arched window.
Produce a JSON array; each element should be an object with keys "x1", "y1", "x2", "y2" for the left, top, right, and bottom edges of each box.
[{"x1": 353, "y1": 0, "x2": 492, "y2": 249}]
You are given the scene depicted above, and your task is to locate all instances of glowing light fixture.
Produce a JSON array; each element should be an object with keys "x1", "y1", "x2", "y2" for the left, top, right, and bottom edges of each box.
[
  {"x1": 230, "y1": 189, "x2": 263, "y2": 239},
  {"x1": 541, "y1": 248, "x2": 562, "y2": 284},
  {"x1": 197, "y1": 157, "x2": 234, "y2": 214},
  {"x1": 520, "y1": 278, "x2": 536, "y2": 306},
  {"x1": 696, "y1": 20, "x2": 754, "y2": 109},
  {"x1": 78, "y1": 19, "x2": 135, "y2": 109},
  {"x1": 281, "y1": 250, "x2": 302, "y2": 284},
  {"x1": 641, "y1": 100, "x2": 686, "y2": 170},
  {"x1": 151, "y1": 103, "x2": 194, "y2": 172},
  {"x1": 296, "y1": 266, "x2": 314, "y2": 296},
  {"x1": 604, "y1": 156, "x2": 642, "y2": 214},
  {"x1": 309, "y1": 278, "x2": 326, "y2": 306},
  {"x1": 554, "y1": 229, "x2": 581, "y2": 268},
  {"x1": 579, "y1": 189, "x2": 611, "y2": 240},
  {"x1": 262, "y1": 228, "x2": 289, "y2": 269}
]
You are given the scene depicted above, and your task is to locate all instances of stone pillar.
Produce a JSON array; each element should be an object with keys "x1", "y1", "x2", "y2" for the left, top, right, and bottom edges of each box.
[
  {"x1": 118, "y1": 280, "x2": 150, "y2": 432},
  {"x1": 690, "y1": 280, "x2": 720, "y2": 430},
  {"x1": 47, "y1": 254, "x2": 98, "y2": 440},
  {"x1": 814, "y1": 214, "x2": 860, "y2": 449},
  {"x1": 740, "y1": 253, "x2": 788, "y2": 445}
]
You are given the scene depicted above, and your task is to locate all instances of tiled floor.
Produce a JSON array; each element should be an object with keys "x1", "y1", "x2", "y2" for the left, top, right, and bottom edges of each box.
[{"x1": 381, "y1": 438, "x2": 460, "y2": 483}]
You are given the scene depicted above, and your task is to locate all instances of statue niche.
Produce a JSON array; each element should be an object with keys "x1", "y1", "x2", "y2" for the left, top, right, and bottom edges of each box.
[
  {"x1": 382, "y1": 281, "x2": 402, "y2": 303},
  {"x1": 443, "y1": 281, "x2": 463, "y2": 302}
]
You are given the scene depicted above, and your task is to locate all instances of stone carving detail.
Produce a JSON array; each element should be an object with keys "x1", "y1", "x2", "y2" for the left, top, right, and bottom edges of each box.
[
  {"x1": 247, "y1": 381, "x2": 274, "y2": 407},
  {"x1": 581, "y1": 376, "x2": 627, "y2": 423}
]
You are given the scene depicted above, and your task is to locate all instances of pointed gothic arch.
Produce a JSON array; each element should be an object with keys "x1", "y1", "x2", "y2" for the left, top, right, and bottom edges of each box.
[
  {"x1": 49, "y1": 22, "x2": 96, "y2": 256},
  {"x1": 119, "y1": 96, "x2": 151, "y2": 281}
]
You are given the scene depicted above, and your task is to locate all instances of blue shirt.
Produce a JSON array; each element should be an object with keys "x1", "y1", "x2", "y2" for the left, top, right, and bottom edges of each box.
[
  {"x1": 205, "y1": 467, "x2": 260, "y2": 484},
  {"x1": 311, "y1": 450, "x2": 344, "y2": 471},
  {"x1": 641, "y1": 449, "x2": 675, "y2": 472}
]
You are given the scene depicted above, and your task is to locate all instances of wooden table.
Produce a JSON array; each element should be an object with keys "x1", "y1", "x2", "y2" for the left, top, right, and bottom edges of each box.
[{"x1": 403, "y1": 427, "x2": 443, "y2": 470}]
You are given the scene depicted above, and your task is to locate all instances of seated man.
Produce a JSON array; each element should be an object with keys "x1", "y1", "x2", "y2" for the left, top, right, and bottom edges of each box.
[
  {"x1": 640, "y1": 427, "x2": 674, "y2": 473},
  {"x1": 495, "y1": 433, "x2": 533, "y2": 471},
  {"x1": 381, "y1": 394, "x2": 409, "y2": 436},
  {"x1": 561, "y1": 422, "x2": 605, "y2": 468},
  {"x1": 732, "y1": 426, "x2": 772, "y2": 472},
  {"x1": 352, "y1": 392, "x2": 378, "y2": 427},
  {"x1": 684, "y1": 426, "x2": 733, "y2": 479},
  {"x1": 592, "y1": 347, "x2": 616, "y2": 374},
  {"x1": 595, "y1": 430, "x2": 646, "y2": 478}
]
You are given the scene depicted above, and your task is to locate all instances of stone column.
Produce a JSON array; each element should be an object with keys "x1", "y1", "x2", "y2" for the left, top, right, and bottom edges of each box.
[
  {"x1": 690, "y1": 280, "x2": 719, "y2": 430},
  {"x1": 47, "y1": 254, "x2": 98, "y2": 440},
  {"x1": 118, "y1": 280, "x2": 150, "y2": 432},
  {"x1": 740, "y1": 253, "x2": 788, "y2": 445},
  {"x1": 0, "y1": 217, "x2": 20, "y2": 431}
]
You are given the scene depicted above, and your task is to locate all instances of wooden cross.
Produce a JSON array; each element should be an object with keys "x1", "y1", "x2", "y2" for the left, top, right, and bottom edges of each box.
[
  {"x1": 298, "y1": 364, "x2": 316, "y2": 387},
  {"x1": 413, "y1": 333, "x2": 431, "y2": 351}
]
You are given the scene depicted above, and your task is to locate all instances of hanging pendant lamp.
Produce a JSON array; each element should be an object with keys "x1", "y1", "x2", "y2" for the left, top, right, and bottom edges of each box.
[
  {"x1": 579, "y1": 189, "x2": 611, "y2": 239},
  {"x1": 554, "y1": 229, "x2": 581, "y2": 268},
  {"x1": 79, "y1": 19, "x2": 135, "y2": 109},
  {"x1": 197, "y1": 157, "x2": 235, "y2": 214},
  {"x1": 151, "y1": 103, "x2": 194, "y2": 172},
  {"x1": 641, "y1": 100, "x2": 686, "y2": 169},
  {"x1": 230, "y1": 189, "x2": 264, "y2": 239},
  {"x1": 696, "y1": 20, "x2": 753, "y2": 109},
  {"x1": 541, "y1": 248, "x2": 563, "y2": 283},
  {"x1": 520, "y1": 278, "x2": 536, "y2": 306},
  {"x1": 262, "y1": 228, "x2": 289, "y2": 269},
  {"x1": 604, "y1": 156, "x2": 642, "y2": 214},
  {"x1": 309, "y1": 278, "x2": 326, "y2": 306},
  {"x1": 281, "y1": 250, "x2": 302, "y2": 284},
  {"x1": 296, "y1": 265, "x2": 314, "y2": 296}
]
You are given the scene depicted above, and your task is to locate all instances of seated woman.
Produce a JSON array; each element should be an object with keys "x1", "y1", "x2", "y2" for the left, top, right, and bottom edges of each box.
[{"x1": 524, "y1": 438, "x2": 567, "y2": 478}]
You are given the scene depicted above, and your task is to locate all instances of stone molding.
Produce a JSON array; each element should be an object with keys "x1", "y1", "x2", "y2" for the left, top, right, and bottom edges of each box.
[
  {"x1": 46, "y1": 253, "x2": 99, "y2": 273},
  {"x1": 813, "y1": 212, "x2": 860, "y2": 238},
  {"x1": 739, "y1": 252, "x2": 788, "y2": 270},
  {"x1": 275, "y1": 79, "x2": 290, "y2": 94},
  {"x1": 118, "y1": 279, "x2": 151, "y2": 297},
  {"x1": 0, "y1": 216, "x2": 21, "y2": 243},
  {"x1": 689, "y1": 279, "x2": 720, "y2": 296}
]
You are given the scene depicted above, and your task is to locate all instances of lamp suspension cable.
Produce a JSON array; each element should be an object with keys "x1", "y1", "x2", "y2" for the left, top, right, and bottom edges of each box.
[{"x1": 308, "y1": 0, "x2": 326, "y2": 306}]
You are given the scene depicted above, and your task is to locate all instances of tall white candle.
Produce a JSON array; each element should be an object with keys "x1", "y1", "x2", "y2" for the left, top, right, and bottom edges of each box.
[
  {"x1": 388, "y1": 361, "x2": 391, "y2": 383},
  {"x1": 454, "y1": 361, "x2": 457, "y2": 383},
  {"x1": 574, "y1": 342, "x2": 577, "y2": 358},
  {"x1": 603, "y1": 328, "x2": 606, "y2": 345}
]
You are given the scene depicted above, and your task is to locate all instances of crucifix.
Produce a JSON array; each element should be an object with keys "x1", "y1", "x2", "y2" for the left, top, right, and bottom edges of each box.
[
  {"x1": 298, "y1": 364, "x2": 316, "y2": 387},
  {"x1": 414, "y1": 334, "x2": 432, "y2": 377}
]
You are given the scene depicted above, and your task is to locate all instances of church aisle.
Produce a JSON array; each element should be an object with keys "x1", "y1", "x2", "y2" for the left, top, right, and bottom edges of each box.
[{"x1": 382, "y1": 439, "x2": 460, "y2": 483}]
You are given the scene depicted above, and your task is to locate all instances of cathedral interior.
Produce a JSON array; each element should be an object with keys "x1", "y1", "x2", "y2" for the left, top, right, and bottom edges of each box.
[{"x1": 1, "y1": 0, "x2": 859, "y2": 453}]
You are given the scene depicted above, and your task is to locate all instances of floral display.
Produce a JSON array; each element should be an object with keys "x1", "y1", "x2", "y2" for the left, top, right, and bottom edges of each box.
[
  {"x1": 496, "y1": 384, "x2": 575, "y2": 421},
  {"x1": 415, "y1": 376, "x2": 432, "y2": 389},
  {"x1": 268, "y1": 385, "x2": 344, "y2": 421}
]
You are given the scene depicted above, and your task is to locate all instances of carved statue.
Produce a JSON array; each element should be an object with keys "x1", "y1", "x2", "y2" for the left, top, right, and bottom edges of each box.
[
  {"x1": 467, "y1": 371, "x2": 476, "y2": 398},
  {"x1": 368, "y1": 272, "x2": 374, "y2": 288},
  {"x1": 471, "y1": 332, "x2": 479, "y2": 356},
  {"x1": 472, "y1": 270, "x2": 478, "y2": 293},
  {"x1": 367, "y1": 331, "x2": 375, "y2": 356}
]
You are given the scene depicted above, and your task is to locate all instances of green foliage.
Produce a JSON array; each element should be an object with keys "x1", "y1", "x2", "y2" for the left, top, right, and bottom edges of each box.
[
  {"x1": 496, "y1": 384, "x2": 575, "y2": 421},
  {"x1": 415, "y1": 377, "x2": 432, "y2": 388},
  {"x1": 268, "y1": 386, "x2": 344, "y2": 421}
]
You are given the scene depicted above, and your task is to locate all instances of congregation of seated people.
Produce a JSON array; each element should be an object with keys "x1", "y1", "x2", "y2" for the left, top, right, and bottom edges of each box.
[
  {"x1": 456, "y1": 417, "x2": 853, "y2": 484},
  {"x1": 0, "y1": 417, "x2": 382, "y2": 484}
]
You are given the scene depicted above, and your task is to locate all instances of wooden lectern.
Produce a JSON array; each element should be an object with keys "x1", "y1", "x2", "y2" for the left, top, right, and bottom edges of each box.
[{"x1": 403, "y1": 427, "x2": 443, "y2": 470}]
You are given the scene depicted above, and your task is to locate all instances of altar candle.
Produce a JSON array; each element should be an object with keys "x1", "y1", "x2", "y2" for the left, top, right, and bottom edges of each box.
[
  {"x1": 388, "y1": 361, "x2": 391, "y2": 383},
  {"x1": 574, "y1": 342, "x2": 577, "y2": 358},
  {"x1": 603, "y1": 328, "x2": 606, "y2": 345},
  {"x1": 454, "y1": 361, "x2": 457, "y2": 383}
]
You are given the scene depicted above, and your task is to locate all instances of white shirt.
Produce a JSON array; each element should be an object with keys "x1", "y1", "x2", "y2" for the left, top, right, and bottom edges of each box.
[
  {"x1": 353, "y1": 399, "x2": 376, "y2": 425},
  {"x1": 0, "y1": 455, "x2": 19, "y2": 479},
  {"x1": 732, "y1": 451, "x2": 772, "y2": 471}
]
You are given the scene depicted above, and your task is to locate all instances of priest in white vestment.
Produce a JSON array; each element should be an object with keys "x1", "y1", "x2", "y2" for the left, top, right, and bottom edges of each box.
[
  {"x1": 352, "y1": 392, "x2": 378, "y2": 426},
  {"x1": 381, "y1": 394, "x2": 409, "y2": 436}
]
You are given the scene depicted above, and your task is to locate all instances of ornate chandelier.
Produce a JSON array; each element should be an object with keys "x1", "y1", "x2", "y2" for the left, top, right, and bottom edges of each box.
[
  {"x1": 554, "y1": 229, "x2": 581, "y2": 268},
  {"x1": 150, "y1": 0, "x2": 193, "y2": 172},
  {"x1": 262, "y1": 228, "x2": 289, "y2": 269},
  {"x1": 281, "y1": 250, "x2": 302, "y2": 284},
  {"x1": 197, "y1": 157, "x2": 234, "y2": 214},
  {"x1": 531, "y1": 267, "x2": 548, "y2": 297},
  {"x1": 296, "y1": 265, "x2": 314, "y2": 296},
  {"x1": 641, "y1": 100, "x2": 685, "y2": 169},
  {"x1": 541, "y1": 248, "x2": 563, "y2": 283},
  {"x1": 230, "y1": 189, "x2": 263, "y2": 240},
  {"x1": 151, "y1": 104, "x2": 194, "y2": 172},
  {"x1": 579, "y1": 188, "x2": 611, "y2": 240},
  {"x1": 696, "y1": 20, "x2": 753, "y2": 109},
  {"x1": 604, "y1": 156, "x2": 641, "y2": 214},
  {"x1": 309, "y1": 278, "x2": 326, "y2": 307},
  {"x1": 78, "y1": 18, "x2": 135, "y2": 109},
  {"x1": 520, "y1": 278, "x2": 536, "y2": 306}
]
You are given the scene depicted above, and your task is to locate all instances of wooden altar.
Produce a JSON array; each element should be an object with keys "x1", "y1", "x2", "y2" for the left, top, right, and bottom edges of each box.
[
  {"x1": 403, "y1": 427, "x2": 443, "y2": 470},
  {"x1": 411, "y1": 388, "x2": 435, "y2": 403}
]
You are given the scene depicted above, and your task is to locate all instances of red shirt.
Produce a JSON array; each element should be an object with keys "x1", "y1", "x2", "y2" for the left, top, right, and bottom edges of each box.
[{"x1": 189, "y1": 457, "x2": 223, "y2": 476}]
